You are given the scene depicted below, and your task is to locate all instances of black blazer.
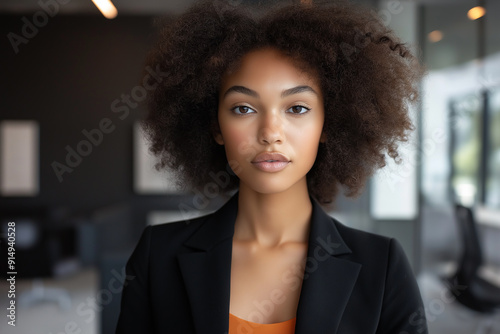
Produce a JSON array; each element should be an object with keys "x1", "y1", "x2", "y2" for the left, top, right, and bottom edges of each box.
[{"x1": 116, "y1": 191, "x2": 428, "y2": 333}]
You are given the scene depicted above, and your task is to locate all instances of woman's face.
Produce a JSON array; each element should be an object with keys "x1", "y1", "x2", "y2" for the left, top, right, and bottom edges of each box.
[{"x1": 216, "y1": 47, "x2": 325, "y2": 195}]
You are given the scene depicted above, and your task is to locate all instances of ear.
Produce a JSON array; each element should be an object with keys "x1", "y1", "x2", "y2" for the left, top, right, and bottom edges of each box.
[
  {"x1": 213, "y1": 128, "x2": 224, "y2": 145},
  {"x1": 214, "y1": 132, "x2": 224, "y2": 145},
  {"x1": 211, "y1": 121, "x2": 224, "y2": 145},
  {"x1": 320, "y1": 132, "x2": 327, "y2": 143}
]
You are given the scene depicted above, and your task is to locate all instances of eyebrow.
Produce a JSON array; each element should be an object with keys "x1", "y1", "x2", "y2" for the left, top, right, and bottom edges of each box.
[{"x1": 222, "y1": 85, "x2": 318, "y2": 99}]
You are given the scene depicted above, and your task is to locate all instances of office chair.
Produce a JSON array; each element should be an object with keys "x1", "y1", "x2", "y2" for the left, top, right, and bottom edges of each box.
[{"x1": 447, "y1": 204, "x2": 500, "y2": 332}]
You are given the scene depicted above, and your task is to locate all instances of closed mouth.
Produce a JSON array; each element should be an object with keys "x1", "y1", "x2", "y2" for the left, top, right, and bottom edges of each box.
[{"x1": 251, "y1": 152, "x2": 290, "y2": 163}]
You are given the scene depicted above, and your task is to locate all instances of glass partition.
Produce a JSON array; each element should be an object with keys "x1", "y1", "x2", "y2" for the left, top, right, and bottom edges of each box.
[
  {"x1": 450, "y1": 94, "x2": 482, "y2": 206},
  {"x1": 486, "y1": 87, "x2": 500, "y2": 207}
]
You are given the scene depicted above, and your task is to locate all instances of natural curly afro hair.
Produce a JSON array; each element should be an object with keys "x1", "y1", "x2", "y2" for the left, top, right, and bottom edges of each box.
[{"x1": 141, "y1": 0, "x2": 425, "y2": 205}]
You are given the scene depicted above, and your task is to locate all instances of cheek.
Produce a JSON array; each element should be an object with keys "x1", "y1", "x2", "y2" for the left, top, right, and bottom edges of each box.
[
  {"x1": 297, "y1": 135, "x2": 321, "y2": 160},
  {"x1": 221, "y1": 123, "x2": 256, "y2": 163},
  {"x1": 288, "y1": 119, "x2": 324, "y2": 161}
]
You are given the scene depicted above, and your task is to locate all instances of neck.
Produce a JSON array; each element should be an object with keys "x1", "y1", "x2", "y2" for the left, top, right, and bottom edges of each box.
[{"x1": 234, "y1": 179, "x2": 312, "y2": 248}]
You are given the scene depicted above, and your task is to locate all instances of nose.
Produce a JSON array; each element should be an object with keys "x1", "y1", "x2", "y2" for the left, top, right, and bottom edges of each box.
[{"x1": 258, "y1": 112, "x2": 284, "y2": 145}]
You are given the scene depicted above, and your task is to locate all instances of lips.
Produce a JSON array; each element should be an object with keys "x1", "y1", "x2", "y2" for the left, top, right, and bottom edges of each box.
[
  {"x1": 251, "y1": 152, "x2": 291, "y2": 172},
  {"x1": 251, "y1": 152, "x2": 290, "y2": 163}
]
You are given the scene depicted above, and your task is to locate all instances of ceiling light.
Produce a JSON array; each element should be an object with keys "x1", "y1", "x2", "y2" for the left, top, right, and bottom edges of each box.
[
  {"x1": 92, "y1": 0, "x2": 118, "y2": 19},
  {"x1": 467, "y1": 6, "x2": 486, "y2": 20},
  {"x1": 428, "y1": 30, "x2": 443, "y2": 43}
]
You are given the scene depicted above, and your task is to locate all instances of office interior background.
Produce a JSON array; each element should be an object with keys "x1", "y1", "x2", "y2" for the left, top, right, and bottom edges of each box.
[{"x1": 0, "y1": 0, "x2": 499, "y2": 333}]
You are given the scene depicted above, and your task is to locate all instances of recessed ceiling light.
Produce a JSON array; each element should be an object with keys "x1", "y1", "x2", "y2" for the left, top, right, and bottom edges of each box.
[
  {"x1": 92, "y1": 0, "x2": 118, "y2": 19},
  {"x1": 428, "y1": 30, "x2": 443, "y2": 43},
  {"x1": 467, "y1": 6, "x2": 486, "y2": 20}
]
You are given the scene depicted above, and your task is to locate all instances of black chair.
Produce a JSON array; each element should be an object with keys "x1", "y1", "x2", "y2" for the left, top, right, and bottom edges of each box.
[{"x1": 448, "y1": 204, "x2": 500, "y2": 314}]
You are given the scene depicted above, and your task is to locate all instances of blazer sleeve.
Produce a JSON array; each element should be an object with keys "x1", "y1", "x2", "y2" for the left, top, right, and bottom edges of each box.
[
  {"x1": 376, "y1": 238, "x2": 428, "y2": 334},
  {"x1": 115, "y1": 225, "x2": 153, "y2": 333}
]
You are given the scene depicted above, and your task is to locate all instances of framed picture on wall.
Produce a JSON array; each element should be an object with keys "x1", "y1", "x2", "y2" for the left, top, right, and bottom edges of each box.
[
  {"x1": 0, "y1": 120, "x2": 39, "y2": 197},
  {"x1": 133, "y1": 121, "x2": 181, "y2": 195}
]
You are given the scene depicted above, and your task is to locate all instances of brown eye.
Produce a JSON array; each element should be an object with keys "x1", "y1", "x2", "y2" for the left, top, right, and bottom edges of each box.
[
  {"x1": 232, "y1": 106, "x2": 255, "y2": 114},
  {"x1": 287, "y1": 105, "x2": 310, "y2": 114}
]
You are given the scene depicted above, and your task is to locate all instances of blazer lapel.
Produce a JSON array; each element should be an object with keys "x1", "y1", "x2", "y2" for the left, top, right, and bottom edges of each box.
[
  {"x1": 177, "y1": 191, "x2": 361, "y2": 334},
  {"x1": 294, "y1": 197, "x2": 361, "y2": 334},
  {"x1": 177, "y1": 193, "x2": 238, "y2": 334}
]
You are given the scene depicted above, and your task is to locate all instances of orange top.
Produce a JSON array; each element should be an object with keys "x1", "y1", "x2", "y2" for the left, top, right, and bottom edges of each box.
[{"x1": 229, "y1": 313, "x2": 296, "y2": 334}]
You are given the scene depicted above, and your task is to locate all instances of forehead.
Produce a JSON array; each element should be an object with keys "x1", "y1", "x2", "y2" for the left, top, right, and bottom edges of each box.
[{"x1": 220, "y1": 47, "x2": 320, "y2": 89}]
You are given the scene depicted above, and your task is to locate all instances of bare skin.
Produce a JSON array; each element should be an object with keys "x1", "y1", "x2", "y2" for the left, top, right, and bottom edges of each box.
[
  {"x1": 230, "y1": 231, "x2": 309, "y2": 324},
  {"x1": 216, "y1": 47, "x2": 326, "y2": 324}
]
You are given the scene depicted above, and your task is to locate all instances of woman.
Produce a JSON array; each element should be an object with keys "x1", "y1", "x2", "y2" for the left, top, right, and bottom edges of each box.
[{"x1": 116, "y1": 0, "x2": 428, "y2": 333}]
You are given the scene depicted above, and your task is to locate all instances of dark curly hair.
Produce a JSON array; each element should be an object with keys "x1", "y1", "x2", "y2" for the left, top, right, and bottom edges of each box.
[{"x1": 140, "y1": 0, "x2": 425, "y2": 205}]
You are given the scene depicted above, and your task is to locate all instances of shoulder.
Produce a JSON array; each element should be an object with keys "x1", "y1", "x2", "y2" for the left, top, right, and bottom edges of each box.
[
  {"x1": 332, "y1": 218, "x2": 420, "y2": 296},
  {"x1": 143, "y1": 212, "x2": 214, "y2": 250},
  {"x1": 333, "y1": 219, "x2": 393, "y2": 253},
  {"x1": 331, "y1": 224, "x2": 428, "y2": 333},
  {"x1": 333, "y1": 218, "x2": 389, "y2": 244},
  {"x1": 331, "y1": 218, "x2": 411, "y2": 274},
  {"x1": 332, "y1": 218, "x2": 427, "y2": 332},
  {"x1": 149, "y1": 213, "x2": 210, "y2": 236},
  {"x1": 124, "y1": 214, "x2": 209, "y2": 262}
]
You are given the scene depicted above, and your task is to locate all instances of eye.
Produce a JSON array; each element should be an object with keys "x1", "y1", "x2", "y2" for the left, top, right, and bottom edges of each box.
[
  {"x1": 287, "y1": 105, "x2": 310, "y2": 114},
  {"x1": 231, "y1": 105, "x2": 255, "y2": 115}
]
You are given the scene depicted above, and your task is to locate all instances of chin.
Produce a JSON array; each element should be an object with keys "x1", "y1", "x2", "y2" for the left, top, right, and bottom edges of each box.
[{"x1": 241, "y1": 177, "x2": 305, "y2": 196}]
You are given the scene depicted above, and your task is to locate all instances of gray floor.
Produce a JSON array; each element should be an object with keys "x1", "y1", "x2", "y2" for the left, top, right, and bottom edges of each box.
[
  {"x1": 420, "y1": 204, "x2": 500, "y2": 334},
  {"x1": 1, "y1": 266, "x2": 499, "y2": 333},
  {"x1": 419, "y1": 270, "x2": 500, "y2": 334},
  {"x1": 0, "y1": 268, "x2": 98, "y2": 334}
]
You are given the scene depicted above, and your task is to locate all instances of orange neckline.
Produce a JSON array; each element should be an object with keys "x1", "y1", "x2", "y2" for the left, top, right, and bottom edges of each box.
[{"x1": 229, "y1": 312, "x2": 296, "y2": 325}]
